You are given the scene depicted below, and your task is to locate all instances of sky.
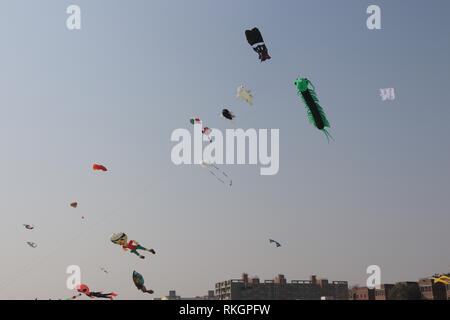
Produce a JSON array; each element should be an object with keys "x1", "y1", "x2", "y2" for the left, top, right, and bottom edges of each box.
[{"x1": 0, "y1": 0, "x2": 449, "y2": 299}]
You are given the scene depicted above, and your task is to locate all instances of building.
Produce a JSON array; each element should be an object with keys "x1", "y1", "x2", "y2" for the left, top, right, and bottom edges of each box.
[
  {"x1": 312, "y1": 276, "x2": 349, "y2": 300},
  {"x1": 418, "y1": 278, "x2": 447, "y2": 300},
  {"x1": 215, "y1": 273, "x2": 348, "y2": 300},
  {"x1": 374, "y1": 284, "x2": 394, "y2": 300},
  {"x1": 155, "y1": 290, "x2": 217, "y2": 300},
  {"x1": 157, "y1": 290, "x2": 179, "y2": 300},
  {"x1": 392, "y1": 281, "x2": 421, "y2": 300},
  {"x1": 350, "y1": 287, "x2": 375, "y2": 300},
  {"x1": 447, "y1": 284, "x2": 450, "y2": 300}
]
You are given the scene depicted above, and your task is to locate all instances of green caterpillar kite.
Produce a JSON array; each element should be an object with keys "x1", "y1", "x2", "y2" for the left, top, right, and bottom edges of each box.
[{"x1": 294, "y1": 77, "x2": 333, "y2": 142}]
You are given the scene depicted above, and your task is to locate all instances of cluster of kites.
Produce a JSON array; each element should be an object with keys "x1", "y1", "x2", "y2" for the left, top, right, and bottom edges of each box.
[
  {"x1": 64, "y1": 234, "x2": 157, "y2": 299},
  {"x1": 190, "y1": 27, "x2": 333, "y2": 189},
  {"x1": 64, "y1": 230, "x2": 157, "y2": 300},
  {"x1": 22, "y1": 224, "x2": 37, "y2": 248},
  {"x1": 24, "y1": 26, "x2": 303, "y2": 300},
  {"x1": 66, "y1": 270, "x2": 153, "y2": 300},
  {"x1": 246, "y1": 27, "x2": 333, "y2": 142},
  {"x1": 198, "y1": 27, "x2": 333, "y2": 152},
  {"x1": 22, "y1": 163, "x2": 157, "y2": 300}
]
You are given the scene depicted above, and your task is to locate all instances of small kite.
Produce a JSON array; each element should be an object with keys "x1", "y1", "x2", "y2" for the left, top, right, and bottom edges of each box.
[
  {"x1": 236, "y1": 85, "x2": 253, "y2": 106},
  {"x1": 245, "y1": 27, "x2": 271, "y2": 62},
  {"x1": 100, "y1": 267, "x2": 109, "y2": 274},
  {"x1": 269, "y1": 239, "x2": 281, "y2": 248},
  {"x1": 27, "y1": 242, "x2": 37, "y2": 248},
  {"x1": 68, "y1": 284, "x2": 117, "y2": 300},
  {"x1": 190, "y1": 117, "x2": 202, "y2": 125},
  {"x1": 70, "y1": 202, "x2": 84, "y2": 219},
  {"x1": 294, "y1": 77, "x2": 333, "y2": 142},
  {"x1": 190, "y1": 117, "x2": 213, "y2": 142},
  {"x1": 132, "y1": 271, "x2": 154, "y2": 294},
  {"x1": 222, "y1": 109, "x2": 235, "y2": 121},
  {"x1": 93, "y1": 164, "x2": 108, "y2": 172},
  {"x1": 110, "y1": 232, "x2": 156, "y2": 259},
  {"x1": 202, "y1": 127, "x2": 213, "y2": 142},
  {"x1": 201, "y1": 161, "x2": 232, "y2": 187},
  {"x1": 432, "y1": 275, "x2": 450, "y2": 285},
  {"x1": 23, "y1": 224, "x2": 34, "y2": 230}
]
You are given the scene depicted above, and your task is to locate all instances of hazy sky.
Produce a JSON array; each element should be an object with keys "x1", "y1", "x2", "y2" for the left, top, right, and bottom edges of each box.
[{"x1": 1, "y1": 0, "x2": 449, "y2": 299}]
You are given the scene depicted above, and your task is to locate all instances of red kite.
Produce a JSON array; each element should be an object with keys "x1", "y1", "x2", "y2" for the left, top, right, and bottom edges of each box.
[{"x1": 93, "y1": 164, "x2": 108, "y2": 172}]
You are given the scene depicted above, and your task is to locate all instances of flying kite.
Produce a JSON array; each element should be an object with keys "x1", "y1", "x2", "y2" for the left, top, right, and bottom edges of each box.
[
  {"x1": 236, "y1": 85, "x2": 253, "y2": 106},
  {"x1": 110, "y1": 232, "x2": 156, "y2": 259},
  {"x1": 245, "y1": 27, "x2": 271, "y2": 62},
  {"x1": 100, "y1": 267, "x2": 109, "y2": 274},
  {"x1": 431, "y1": 274, "x2": 450, "y2": 285},
  {"x1": 93, "y1": 164, "x2": 108, "y2": 172},
  {"x1": 27, "y1": 242, "x2": 37, "y2": 248},
  {"x1": 294, "y1": 77, "x2": 333, "y2": 142},
  {"x1": 269, "y1": 239, "x2": 281, "y2": 248},
  {"x1": 222, "y1": 109, "x2": 235, "y2": 121},
  {"x1": 67, "y1": 284, "x2": 117, "y2": 300},
  {"x1": 202, "y1": 127, "x2": 213, "y2": 142},
  {"x1": 23, "y1": 224, "x2": 34, "y2": 230},
  {"x1": 190, "y1": 117, "x2": 213, "y2": 142},
  {"x1": 201, "y1": 161, "x2": 232, "y2": 187},
  {"x1": 70, "y1": 202, "x2": 84, "y2": 219},
  {"x1": 190, "y1": 117, "x2": 202, "y2": 125},
  {"x1": 132, "y1": 271, "x2": 154, "y2": 294}
]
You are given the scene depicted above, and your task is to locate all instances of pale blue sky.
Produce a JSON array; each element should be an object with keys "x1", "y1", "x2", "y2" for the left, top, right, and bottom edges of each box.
[{"x1": 0, "y1": 0, "x2": 449, "y2": 299}]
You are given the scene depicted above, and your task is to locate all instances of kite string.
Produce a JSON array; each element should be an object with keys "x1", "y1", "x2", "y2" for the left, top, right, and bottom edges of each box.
[{"x1": 202, "y1": 163, "x2": 232, "y2": 186}]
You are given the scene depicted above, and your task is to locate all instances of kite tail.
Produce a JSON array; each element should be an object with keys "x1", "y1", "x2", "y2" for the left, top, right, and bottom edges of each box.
[{"x1": 322, "y1": 128, "x2": 334, "y2": 143}]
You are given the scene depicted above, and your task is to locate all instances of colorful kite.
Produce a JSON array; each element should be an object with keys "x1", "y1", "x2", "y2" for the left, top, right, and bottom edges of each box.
[
  {"x1": 93, "y1": 164, "x2": 108, "y2": 172},
  {"x1": 236, "y1": 85, "x2": 253, "y2": 106},
  {"x1": 245, "y1": 27, "x2": 271, "y2": 62},
  {"x1": 132, "y1": 271, "x2": 154, "y2": 294},
  {"x1": 202, "y1": 127, "x2": 213, "y2": 142},
  {"x1": 110, "y1": 232, "x2": 156, "y2": 259},
  {"x1": 67, "y1": 284, "x2": 117, "y2": 300},
  {"x1": 432, "y1": 274, "x2": 450, "y2": 285},
  {"x1": 190, "y1": 117, "x2": 213, "y2": 142},
  {"x1": 190, "y1": 117, "x2": 202, "y2": 125},
  {"x1": 294, "y1": 77, "x2": 333, "y2": 142}
]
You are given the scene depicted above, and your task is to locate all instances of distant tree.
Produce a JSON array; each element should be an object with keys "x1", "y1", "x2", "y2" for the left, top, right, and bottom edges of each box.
[{"x1": 388, "y1": 283, "x2": 422, "y2": 300}]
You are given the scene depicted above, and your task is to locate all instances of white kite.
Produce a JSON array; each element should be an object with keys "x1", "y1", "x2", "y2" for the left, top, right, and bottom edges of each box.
[{"x1": 236, "y1": 85, "x2": 253, "y2": 106}]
